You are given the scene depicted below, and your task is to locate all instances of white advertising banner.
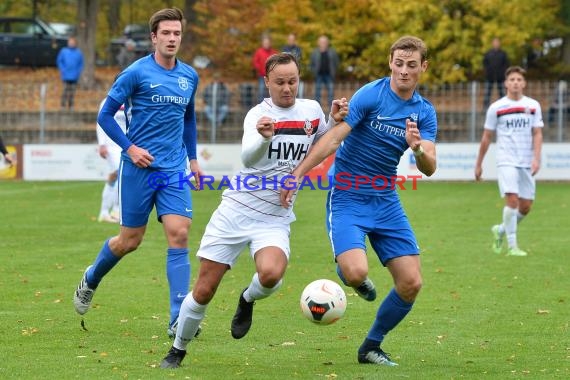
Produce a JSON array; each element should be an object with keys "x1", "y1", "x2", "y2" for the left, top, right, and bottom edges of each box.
[
  {"x1": 23, "y1": 144, "x2": 108, "y2": 180},
  {"x1": 21, "y1": 143, "x2": 570, "y2": 181},
  {"x1": 397, "y1": 143, "x2": 570, "y2": 181},
  {"x1": 196, "y1": 144, "x2": 242, "y2": 178}
]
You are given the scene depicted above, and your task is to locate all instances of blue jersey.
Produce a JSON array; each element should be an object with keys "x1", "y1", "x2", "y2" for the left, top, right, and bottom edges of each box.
[
  {"x1": 337, "y1": 77, "x2": 437, "y2": 195},
  {"x1": 108, "y1": 54, "x2": 199, "y2": 170}
]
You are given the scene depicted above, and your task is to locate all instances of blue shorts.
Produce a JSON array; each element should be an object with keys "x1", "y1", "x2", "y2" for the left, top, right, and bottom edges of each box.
[
  {"x1": 118, "y1": 160, "x2": 193, "y2": 228},
  {"x1": 325, "y1": 189, "x2": 419, "y2": 266}
]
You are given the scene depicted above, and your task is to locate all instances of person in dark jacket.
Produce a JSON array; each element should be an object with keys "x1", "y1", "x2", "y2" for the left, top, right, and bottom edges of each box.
[
  {"x1": 483, "y1": 37, "x2": 510, "y2": 109},
  {"x1": 310, "y1": 35, "x2": 339, "y2": 108},
  {"x1": 56, "y1": 36, "x2": 84, "y2": 111}
]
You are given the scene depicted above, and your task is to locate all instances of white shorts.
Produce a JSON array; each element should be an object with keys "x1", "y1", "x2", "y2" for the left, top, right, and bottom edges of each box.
[
  {"x1": 497, "y1": 166, "x2": 535, "y2": 200},
  {"x1": 197, "y1": 201, "x2": 291, "y2": 268},
  {"x1": 105, "y1": 147, "x2": 122, "y2": 173}
]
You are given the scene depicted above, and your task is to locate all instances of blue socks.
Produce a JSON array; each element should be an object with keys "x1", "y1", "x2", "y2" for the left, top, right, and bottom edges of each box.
[
  {"x1": 360, "y1": 288, "x2": 413, "y2": 352},
  {"x1": 166, "y1": 247, "x2": 190, "y2": 327},
  {"x1": 86, "y1": 239, "x2": 120, "y2": 289}
]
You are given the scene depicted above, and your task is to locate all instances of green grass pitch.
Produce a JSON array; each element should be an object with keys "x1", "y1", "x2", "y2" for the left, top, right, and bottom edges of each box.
[{"x1": 0, "y1": 180, "x2": 568, "y2": 379}]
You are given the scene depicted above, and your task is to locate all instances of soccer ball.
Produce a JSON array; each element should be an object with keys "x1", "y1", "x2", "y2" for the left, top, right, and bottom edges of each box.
[{"x1": 300, "y1": 279, "x2": 347, "y2": 325}]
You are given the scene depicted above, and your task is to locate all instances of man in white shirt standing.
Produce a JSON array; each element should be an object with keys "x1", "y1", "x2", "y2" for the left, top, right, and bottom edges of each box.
[
  {"x1": 96, "y1": 98, "x2": 127, "y2": 223},
  {"x1": 475, "y1": 66, "x2": 544, "y2": 257}
]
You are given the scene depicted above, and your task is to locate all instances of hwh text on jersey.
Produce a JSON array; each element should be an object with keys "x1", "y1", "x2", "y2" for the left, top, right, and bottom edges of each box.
[{"x1": 268, "y1": 141, "x2": 310, "y2": 161}]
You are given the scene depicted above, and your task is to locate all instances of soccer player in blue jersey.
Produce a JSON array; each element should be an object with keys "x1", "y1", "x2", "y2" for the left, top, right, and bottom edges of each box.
[
  {"x1": 73, "y1": 7, "x2": 203, "y2": 338},
  {"x1": 281, "y1": 36, "x2": 437, "y2": 366}
]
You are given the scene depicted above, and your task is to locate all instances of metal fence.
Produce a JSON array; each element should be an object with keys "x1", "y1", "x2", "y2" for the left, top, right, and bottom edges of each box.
[{"x1": 0, "y1": 79, "x2": 568, "y2": 144}]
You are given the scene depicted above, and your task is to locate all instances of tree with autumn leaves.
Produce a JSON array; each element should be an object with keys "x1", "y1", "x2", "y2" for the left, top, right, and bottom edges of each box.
[{"x1": 5, "y1": 0, "x2": 570, "y2": 85}]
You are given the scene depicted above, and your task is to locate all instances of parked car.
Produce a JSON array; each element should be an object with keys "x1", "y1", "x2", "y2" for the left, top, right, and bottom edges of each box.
[
  {"x1": 49, "y1": 22, "x2": 76, "y2": 37},
  {"x1": 109, "y1": 24, "x2": 152, "y2": 65},
  {"x1": 0, "y1": 17, "x2": 68, "y2": 67}
]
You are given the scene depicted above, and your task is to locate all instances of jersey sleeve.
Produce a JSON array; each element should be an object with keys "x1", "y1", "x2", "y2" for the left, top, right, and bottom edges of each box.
[
  {"x1": 484, "y1": 103, "x2": 499, "y2": 131},
  {"x1": 241, "y1": 107, "x2": 272, "y2": 168},
  {"x1": 183, "y1": 70, "x2": 199, "y2": 160},
  {"x1": 419, "y1": 102, "x2": 438, "y2": 142},
  {"x1": 532, "y1": 99, "x2": 545, "y2": 128}
]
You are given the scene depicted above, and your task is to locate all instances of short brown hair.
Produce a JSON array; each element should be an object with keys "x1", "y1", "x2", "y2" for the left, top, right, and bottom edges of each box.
[
  {"x1": 149, "y1": 7, "x2": 185, "y2": 35},
  {"x1": 265, "y1": 52, "x2": 300, "y2": 77},
  {"x1": 390, "y1": 36, "x2": 428, "y2": 63},
  {"x1": 505, "y1": 66, "x2": 526, "y2": 79}
]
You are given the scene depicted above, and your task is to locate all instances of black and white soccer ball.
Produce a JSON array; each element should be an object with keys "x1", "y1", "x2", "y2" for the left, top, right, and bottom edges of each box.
[{"x1": 300, "y1": 279, "x2": 347, "y2": 325}]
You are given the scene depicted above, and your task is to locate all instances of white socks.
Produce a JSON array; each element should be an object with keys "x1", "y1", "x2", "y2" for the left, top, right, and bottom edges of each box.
[
  {"x1": 174, "y1": 292, "x2": 206, "y2": 351},
  {"x1": 503, "y1": 206, "x2": 518, "y2": 248},
  {"x1": 99, "y1": 182, "x2": 117, "y2": 216},
  {"x1": 243, "y1": 272, "x2": 282, "y2": 303}
]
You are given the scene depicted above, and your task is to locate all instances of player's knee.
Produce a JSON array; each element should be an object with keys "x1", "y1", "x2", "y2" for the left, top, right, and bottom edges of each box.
[
  {"x1": 167, "y1": 227, "x2": 189, "y2": 247},
  {"x1": 258, "y1": 269, "x2": 284, "y2": 288},
  {"x1": 397, "y1": 277, "x2": 422, "y2": 302},
  {"x1": 340, "y1": 265, "x2": 368, "y2": 287},
  {"x1": 115, "y1": 236, "x2": 143, "y2": 254},
  {"x1": 519, "y1": 205, "x2": 531, "y2": 215},
  {"x1": 192, "y1": 283, "x2": 216, "y2": 304}
]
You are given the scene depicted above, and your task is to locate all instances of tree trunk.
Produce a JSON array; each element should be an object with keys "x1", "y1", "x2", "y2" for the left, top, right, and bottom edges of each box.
[
  {"x1": 77, "y1": 0, "x2": 99, "y2": 90},
  {"x1": 181, "y1": 0, "x2": 198, "y2": 57},
  {"x1": 107, "y1": 0, "x2": 121, "y2": 37}
]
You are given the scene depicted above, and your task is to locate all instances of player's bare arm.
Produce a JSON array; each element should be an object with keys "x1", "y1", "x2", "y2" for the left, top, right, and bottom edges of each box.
[
  {"x1": 189, "y1": 159, "x2": 204, "y2": 190},
  {"x1": 531, "y1": 127, "x2": 543, "y2": 176},
  {"x1": 280, "y1": 121, "x2": 352, "y2": 208},
  {"x1": 474, "y1": 129, "x2": 493, "y2": 181},
  {"x1": 405, "y1": 119, "x2": 436, "y2": 176}
]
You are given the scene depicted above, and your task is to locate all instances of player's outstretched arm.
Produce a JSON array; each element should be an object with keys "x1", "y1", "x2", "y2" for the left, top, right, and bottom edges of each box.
[{"x1": 280, "y1": 121, "x2": 351, "y2": 208}]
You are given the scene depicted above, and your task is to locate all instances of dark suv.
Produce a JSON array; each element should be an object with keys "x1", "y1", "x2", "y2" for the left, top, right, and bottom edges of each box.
[
  {"x1": 0, "y1": 17, "x2": 69, "y2": 67},
  {"x1": 109, "y1": 24, "x2": 152, "y2": 65}
]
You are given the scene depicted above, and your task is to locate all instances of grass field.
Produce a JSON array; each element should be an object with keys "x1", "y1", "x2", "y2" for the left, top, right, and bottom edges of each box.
[{"x1": 0, "y1": 180, "x2": 568, "y2": 379}]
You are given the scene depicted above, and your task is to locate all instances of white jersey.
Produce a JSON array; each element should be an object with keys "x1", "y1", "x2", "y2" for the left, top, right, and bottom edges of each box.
[
  {"x1": 222, "y1": 98, "x2": 331, "y2": 223},
  {"x1": 484, "y1": 95, "x2": 544, "y2": 168}
]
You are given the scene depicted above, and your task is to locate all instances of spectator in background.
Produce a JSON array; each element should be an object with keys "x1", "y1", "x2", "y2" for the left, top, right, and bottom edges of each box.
[
  {"x1": 282, "y1": 33, "x2": 302, "y2": 63},
  {"x1": 482, "y1": 37, "x2": 509, "y2": 109},
  {"x1": 56, "y1": 36, "x2": 84, "y2": 111},
  {"x1": 524, "y1": 38, "x2": 543, "y2": 71},
  {"x1": 310, "y1": 35, "x2": 339, "y2": 109},
  {"x1": 0, "y1": 133, "x2": 14, "y2": 165},
  {"x1": 252, "y1": 35, "x2": 277, "y2": 103},
  {"x1": 282, "y1": 33, "x2": 304, "y2": 97},
  {"x1": 203, "y1": 74, "x2": 231, "y2": 128},
  {"x1": 117, "y1": 39, "x2": 137, "y2": 70}
]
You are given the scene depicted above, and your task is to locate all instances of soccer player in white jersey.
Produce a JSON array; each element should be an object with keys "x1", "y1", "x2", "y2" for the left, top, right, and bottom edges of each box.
[
  {"x1": 475, "y1": 66, "x2": 544, "y2": 257},
  {"x1": 96, "y1": 99, "x2": 126, "y2": 223},
  {"x1": 281, "y1": 36, "x2": 438, "y2": 366},
  {"x1": 73, "y1": 8, "x2": 203, "y2": 338},
  {"x1": 160, "y1": 52, "x2": 348, "y2": 369}
]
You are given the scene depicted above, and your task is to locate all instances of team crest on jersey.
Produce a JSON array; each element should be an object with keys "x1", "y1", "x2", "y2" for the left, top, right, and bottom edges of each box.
[
  {"x1": 303, "y1": 119, "x2": 313, "y2": 137},
  {"x1": 409, "y1": 113, "x2": 418, "y2": 122},
  {"x1": 178, "y1": 77, "x2": 189, "y2": 91}
]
